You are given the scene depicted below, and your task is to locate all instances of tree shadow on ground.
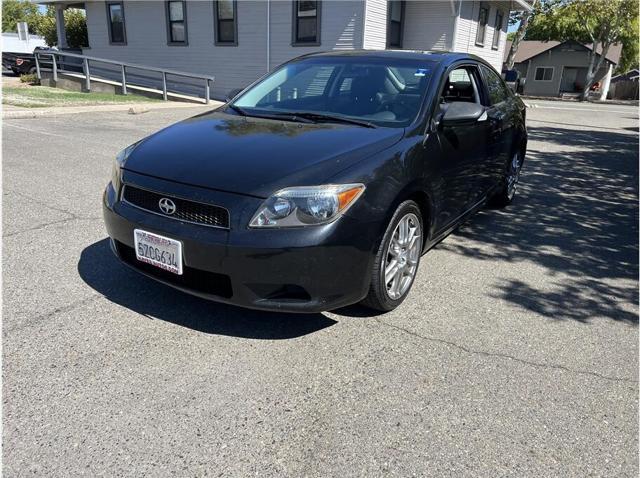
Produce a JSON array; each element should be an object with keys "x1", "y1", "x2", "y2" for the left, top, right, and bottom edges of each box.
[
  {"x1": 440, "y1": 125, "x2": 639, "y2": 324},
  {"x1": 78, "y1": 239, "x2": 337, "y2": 339}
]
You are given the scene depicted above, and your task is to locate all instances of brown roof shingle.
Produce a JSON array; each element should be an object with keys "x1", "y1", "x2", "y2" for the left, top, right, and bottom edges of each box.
[{"x1": 503, "y1": 40, "x2": 622, "y2": 65}]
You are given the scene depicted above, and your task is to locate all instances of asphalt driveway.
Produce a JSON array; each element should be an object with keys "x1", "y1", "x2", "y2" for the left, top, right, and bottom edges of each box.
[{"x1": 3, "y1": 100, "x2": 638, "y2": 476}]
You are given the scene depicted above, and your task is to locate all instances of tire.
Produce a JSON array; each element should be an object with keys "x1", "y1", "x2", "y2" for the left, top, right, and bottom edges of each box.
[
  {"x1": 27, "y1": 66, "x2": 37, "y2": 75},
  {"x1": 490, "y1": 150, "x2": 524, "y2": 208},
  {"x1": 361, "y1": 200, "x2": 424, "y2": 312}
]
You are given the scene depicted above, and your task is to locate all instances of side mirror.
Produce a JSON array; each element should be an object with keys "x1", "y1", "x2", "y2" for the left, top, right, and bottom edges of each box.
[
  {"x1": 440, "y1": 102, "x2": 486, "y2": 126},
  {"x1": 225, "y1": 88, "x2": 243, "y2": 102}
]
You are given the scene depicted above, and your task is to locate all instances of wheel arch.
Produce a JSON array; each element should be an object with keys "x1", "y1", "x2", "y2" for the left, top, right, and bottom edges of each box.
[{"x1": 382, "y1": 182, "x2": 435, "y2": 251}]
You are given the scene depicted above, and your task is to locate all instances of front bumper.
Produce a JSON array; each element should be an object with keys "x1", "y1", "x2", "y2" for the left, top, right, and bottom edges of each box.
[{"x1": 103, "y1": 172, "x2": 377, "y2": 313}]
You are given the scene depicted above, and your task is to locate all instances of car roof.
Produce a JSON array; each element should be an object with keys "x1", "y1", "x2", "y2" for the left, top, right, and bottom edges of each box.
[{"x1": 299, "y1": 49, "x2": 490, "y2": 68}]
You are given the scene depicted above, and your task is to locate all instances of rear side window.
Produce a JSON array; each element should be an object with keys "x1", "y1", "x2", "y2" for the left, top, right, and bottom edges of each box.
[{"x1": 480, "y1": 65, "x2": 509, "y2": 105}]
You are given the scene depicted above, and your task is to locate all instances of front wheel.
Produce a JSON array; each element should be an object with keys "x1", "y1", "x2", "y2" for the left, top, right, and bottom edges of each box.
[
  {"x1": 361, "y1": 200, "x2": 423, "y2": 312},
  {"x1": 490, "y1": 151, "x2": 524, "y2": 208}
]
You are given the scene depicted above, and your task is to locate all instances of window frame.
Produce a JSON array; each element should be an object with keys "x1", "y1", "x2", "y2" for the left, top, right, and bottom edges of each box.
[
  {"x1": 106, "y1": 1, "x2": 127, "y2": 45},
  {"x1": 475, "y1": 3, "x2": 489, "y2": 47},
  {"x1": 165, "y1": 0, "x2": 188, "y2": 46},
  {"x1": 428, "y1": 61, "x2": 485, "y2": 131},
  {"x1": 440, "y1": 65, "x2": 483, "y2": 105},
  {"x1": 386, "y1": 0, "x2": 405, "y2": 49},
  {"x1": 291, "y1": 1, "x2": 321, "y2": 46},
  {"x1": 534, "y1": 66, "x2": 554, "y2": 82},
  {"x1": 213, "y1": 0, "x2": 237, "y2": 46},
  {"x1": 492, "y1": 10, "x2": 503, "y2": 50}
]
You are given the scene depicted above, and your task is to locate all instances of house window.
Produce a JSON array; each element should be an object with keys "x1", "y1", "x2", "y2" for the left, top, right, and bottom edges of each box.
[
  {"x1": 387, "y1": 1, "x2": 404, "y2": 48},
  {"x1": 475, "y1": 3, "x2": 489, "y2": 46},
  {"x1": 292, "y1": 1, "x2": 320, "y2": 46},
  {"x1": 166, "y1": 1, "x2": 188, "y2": 45},
  {"x1": 106, "y1": 2, "x2": 126, "y2": 44},
  {"x1": 492, "y1": 10, "x2": 503, "y2": 50},
  {"x1": 214, "y1": 0, "x2": 237, "y2": 45},
  {"x1": 534, "y1": 67, "x2": 554, "y2": 81}
]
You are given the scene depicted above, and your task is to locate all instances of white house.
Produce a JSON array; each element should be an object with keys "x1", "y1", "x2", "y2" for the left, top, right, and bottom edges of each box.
[{"x1": 37, "y1": 0, "x2": 532, "y2": 98}]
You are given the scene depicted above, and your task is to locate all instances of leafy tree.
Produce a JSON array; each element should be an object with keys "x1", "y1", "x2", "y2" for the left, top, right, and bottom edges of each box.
[
  {"x1": 616, "y1": 16, "x2": 639, "y2": 74},
  {"x1": 38, "y1": 7, "x2": 88, "y2": 48},
  {"x1": 504, "y1": 0, "x2": 541, "y2": 70},
  {"x1": 2, "y1": 0, "x2": 41, "y2": 34},
  {"x1": 525, "y1": 0, "x2": 639, "y2": 100}
]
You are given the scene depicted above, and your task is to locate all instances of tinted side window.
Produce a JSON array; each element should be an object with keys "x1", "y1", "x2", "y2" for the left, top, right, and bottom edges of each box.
[{"x1": 480, "y1": 65, "x2": 509, "y2": 105}]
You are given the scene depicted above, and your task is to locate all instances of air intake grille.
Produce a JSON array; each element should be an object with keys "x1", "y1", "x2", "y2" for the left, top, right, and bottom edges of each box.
[
  {"x1": 122, "y1": 185, "x2": 229, "y2": 229},
  {"x1": 115, "y1": 241, "x2": 233, "y2": 298}
]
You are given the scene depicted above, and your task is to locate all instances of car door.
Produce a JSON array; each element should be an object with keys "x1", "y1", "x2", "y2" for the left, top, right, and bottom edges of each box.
[
  {"x1": 430, "y1": 63, "x2": 491, "y2": 232},
  {"x1": 479, "y1": 64, "x2": 518, "y2": 189}
]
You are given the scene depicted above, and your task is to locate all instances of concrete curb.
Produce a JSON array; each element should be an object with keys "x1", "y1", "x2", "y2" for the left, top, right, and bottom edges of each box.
[
  {"x1": 2, "y1": 101, "x2": 222, "y2": 119},
  {"x1": 520, "y1": 95, "x2": 638, "y2": 107}
]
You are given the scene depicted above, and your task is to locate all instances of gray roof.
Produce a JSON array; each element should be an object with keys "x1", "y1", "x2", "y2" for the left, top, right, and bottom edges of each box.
[{"x1": 504, "y1": 40, "x2": 623, "y2": 65}]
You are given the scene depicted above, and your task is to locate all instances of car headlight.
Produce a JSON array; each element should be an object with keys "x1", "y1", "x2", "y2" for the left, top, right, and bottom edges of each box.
[
  {"x1": 249, "y1": 184, "x2": 365, "y2": 228},
  {"x1": 112, "y1": 143, "x2": 139, "y2": 191}
]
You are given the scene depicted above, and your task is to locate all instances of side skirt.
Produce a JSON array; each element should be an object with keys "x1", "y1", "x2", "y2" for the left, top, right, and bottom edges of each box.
[{"x1": 422, "y1": 194, "x2": 488, "y2": 254}]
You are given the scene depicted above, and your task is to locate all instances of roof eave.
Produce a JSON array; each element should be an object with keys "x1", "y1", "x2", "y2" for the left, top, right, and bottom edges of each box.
[{"x1": 512, "y1": 0, "x2": 534, "y2": 11}]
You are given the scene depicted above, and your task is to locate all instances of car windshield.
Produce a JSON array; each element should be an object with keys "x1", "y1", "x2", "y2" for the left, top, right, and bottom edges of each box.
[{"x1": 231, "y1": 56, "x2": 437, "y2": 128}]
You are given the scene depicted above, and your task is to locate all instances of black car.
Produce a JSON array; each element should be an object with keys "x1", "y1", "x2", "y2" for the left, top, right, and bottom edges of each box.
[
  {"x1": 103, "y1": 50, "x2": 526, "y2": 313},
  {"x1": 2, "y1": 47, "x2": 53, "y2": 76},
  {"x1": 2, "y1": 52, "x2": 36, "y2": 75}
]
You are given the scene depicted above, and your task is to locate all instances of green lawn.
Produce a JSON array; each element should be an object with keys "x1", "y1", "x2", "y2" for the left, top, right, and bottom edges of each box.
[{"x1": 3, "y1": 85, "x2": 161, "y2": 108}]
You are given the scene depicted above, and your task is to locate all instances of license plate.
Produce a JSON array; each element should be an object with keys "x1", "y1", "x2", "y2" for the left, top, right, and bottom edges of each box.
[{"x1": 134, "y1": 229, "x2": 183, "y2": 275}]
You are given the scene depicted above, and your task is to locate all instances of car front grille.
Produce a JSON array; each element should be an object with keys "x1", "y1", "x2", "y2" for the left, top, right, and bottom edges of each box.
[{"x1": 122, "y1": 185, "x2": 230, "y2": 229}]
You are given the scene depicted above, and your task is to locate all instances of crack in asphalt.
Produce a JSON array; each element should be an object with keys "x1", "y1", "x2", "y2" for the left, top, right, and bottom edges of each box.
[
  {"x1": 3, "y1": 190, "x2": 101, "y2": 238},
  {"x1": 4, "y1": 295, "x2": 103, "y2": 335},
  {"x1": 375, "y1": 318, "x2": 639, "y2": 386},
  {"x1": 3, "y1": 216, "x2": 101, "y2": 238}
]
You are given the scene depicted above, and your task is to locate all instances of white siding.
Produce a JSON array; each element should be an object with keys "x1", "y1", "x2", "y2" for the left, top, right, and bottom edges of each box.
[
  {"x1": 453, "y1": 0, "x2": 511, "y2": 70},
  {"x1": 2, "y1": 32, "x2": 46, "y2": 53},
  {"x1": 402, "y1": 1, "x2": 454, "y2": 51},
  {"x1": 362, "y1": 0, "x2": 386, "y2": 50},
  {"x1": 268, "y1": 0, "x2": 363, "y2": 69},
  {"x1": 84, "y1": 0, "x2": 364, "y2": 99}
]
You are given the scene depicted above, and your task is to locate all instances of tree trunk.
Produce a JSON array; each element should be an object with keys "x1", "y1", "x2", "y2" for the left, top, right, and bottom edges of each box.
[
  {"x1": 505, "y1": 1, "x2": 538, "y2": 70},
  {"x1": 580, "y1": 41, "x2": 611, "y2": 101}
]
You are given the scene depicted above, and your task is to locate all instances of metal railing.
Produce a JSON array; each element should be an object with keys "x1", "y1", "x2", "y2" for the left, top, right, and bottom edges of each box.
[{"x1": 34, "y1": 50, "x2": 215, "y2": 104}]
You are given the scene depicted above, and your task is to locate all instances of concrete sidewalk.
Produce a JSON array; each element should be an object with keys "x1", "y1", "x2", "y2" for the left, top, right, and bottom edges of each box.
[{"x1": 2, "y1": 100, "x2": 223, "y2": 119}]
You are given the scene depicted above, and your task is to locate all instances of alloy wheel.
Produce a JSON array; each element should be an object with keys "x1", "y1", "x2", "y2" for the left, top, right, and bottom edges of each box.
[
  {"x1": 506, "y1": 152, "x2": 523, "y2": 200},
  {"x1": 383, "y1": 212, "x2": 422, "y2": 300}
]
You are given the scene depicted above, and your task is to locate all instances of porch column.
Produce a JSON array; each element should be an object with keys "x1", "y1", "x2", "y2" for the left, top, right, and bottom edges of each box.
[
  {"x1": 599, "y1": 63, "x2": 614, "y2": 101},
  {"x1": 55, "y1": 4, "x2": 68, "y2": 49}
]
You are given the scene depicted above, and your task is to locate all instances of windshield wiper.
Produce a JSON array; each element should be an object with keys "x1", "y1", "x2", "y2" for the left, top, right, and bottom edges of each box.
[
  {"x1": 226, "y1": 104, "x2": 248, "y2": 116},
  {"x1": 225, "y1": 106, "x2": 315, "y2": 123},
  {"x1": 289, "y1": 112, "x2": 377, "y2": 128},
  {"x1": 226, "y1": 107, "x2": 376, "y2": 128}
]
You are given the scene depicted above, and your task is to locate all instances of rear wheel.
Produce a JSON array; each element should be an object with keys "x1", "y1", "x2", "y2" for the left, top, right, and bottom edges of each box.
[
  {"x1": 490, "y1": 151, "x2": 523, "y2": 208},
  {"x1": 361, "y1": 200, "x2": 423, "y2": 312}
]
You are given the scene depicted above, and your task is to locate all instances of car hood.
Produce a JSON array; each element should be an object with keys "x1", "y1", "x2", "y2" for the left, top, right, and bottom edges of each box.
[{"x1": 123, "y1": 111, "x2": 403, "y2": 198}]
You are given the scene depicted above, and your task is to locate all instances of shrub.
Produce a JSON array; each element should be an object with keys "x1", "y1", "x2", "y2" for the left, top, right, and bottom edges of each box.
[
  {"x1": 20, "y1": 73, "x2": 40, "y2": 85},
  {"x1": 38, "y1": 7, "x2": 88, "y2": 48}
]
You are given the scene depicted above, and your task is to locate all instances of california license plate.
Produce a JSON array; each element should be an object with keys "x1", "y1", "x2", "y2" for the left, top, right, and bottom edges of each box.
[{"x1": 134, "y1": 229, "x2": 183, "y2": 275}]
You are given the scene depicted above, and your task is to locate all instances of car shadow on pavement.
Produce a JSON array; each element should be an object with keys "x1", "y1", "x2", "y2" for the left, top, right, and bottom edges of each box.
[
  {"x1": 442, "y1": 125, "x2": 639, "y2": 324},
  {"x1": 78, "y1": 239, "x2": 337, "y2": 339}
]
